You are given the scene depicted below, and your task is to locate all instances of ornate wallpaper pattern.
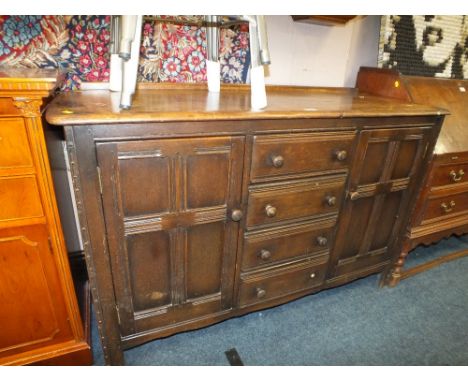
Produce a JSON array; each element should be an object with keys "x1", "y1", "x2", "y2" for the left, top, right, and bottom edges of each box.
[
  {"x1": 379, "y1": 15, "x2": 468, "y2": 79},
  {"x1": 139, "y1": 16, "x2": 250, "y2": 84},
  {"x1": 0, "y1": 15, "x2": 250, "y2": 89}
]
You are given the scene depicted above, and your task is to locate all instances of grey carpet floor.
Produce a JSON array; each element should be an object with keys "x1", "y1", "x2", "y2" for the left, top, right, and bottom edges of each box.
[{"x1": 91, "y1": 235, "x2": 468, "y2": 365}]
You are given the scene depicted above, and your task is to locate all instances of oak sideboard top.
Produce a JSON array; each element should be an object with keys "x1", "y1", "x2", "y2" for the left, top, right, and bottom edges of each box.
[{"x1": 46, "y1": 84, "x2": 447, "y2": 126}]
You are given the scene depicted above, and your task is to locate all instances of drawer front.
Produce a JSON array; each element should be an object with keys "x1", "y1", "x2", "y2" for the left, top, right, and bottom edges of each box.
[
  {"x1": 246, "y1": 175, "x2": 345, "y2": 229},
  {"x1": 431, "y1": 162, "x2": 468, "y2": 188},
  {"x1": 250, "y1": 131, "x2": 354, "y2": 182},
  {"x1": 242, "y1": 218, "x2": 335, "y2": 270},
  {"x1": 0, "y1": 175, "x2": 44, "y2": 223},
  {"x1": 423, "y1": 190, "x2": 468, "y2": 222},
  {"x1": 238, "y1": 258, "x2": 328, "y2": 308},
  {"x1": 0, "y1": 118, "x2": 34, "y2": 171}
]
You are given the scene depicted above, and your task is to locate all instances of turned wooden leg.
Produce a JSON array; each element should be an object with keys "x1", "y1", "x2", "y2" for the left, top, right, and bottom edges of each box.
[{"x1": 386, "y1": 239, "x2": 412, "y2": 287}]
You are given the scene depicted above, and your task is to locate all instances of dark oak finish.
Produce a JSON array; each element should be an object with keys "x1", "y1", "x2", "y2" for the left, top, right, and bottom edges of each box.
[
  {"x1": 46, "y1": 83, "x2": 444, "y2": 365},
  {"x1": 96, "y1": 136, "x2": 243, "y2": 338},
  {"x1": 0, "y1": 68, "x2": 92, "y2": 365},
  {"x1": 238, "y1": 256, "x2": 329, "y2": 308},
  {"x1": 357, "y1": 67, "x2": 468, "y2": 285},
  {"x1": 250, "y1": 131, "x2": 355, "y2": 182},
  {"x1": 242, "y1": 217, "x2": 334, "y2": 271},
  {"x1": 246, "y1": 175, "x2": 346, "y2": 228}
]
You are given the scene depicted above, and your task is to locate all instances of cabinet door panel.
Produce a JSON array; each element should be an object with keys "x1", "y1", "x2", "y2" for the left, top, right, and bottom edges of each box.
[
  {"x1": 391, "y1": 140, "x2": 419, "y2": 179},
  {"x1": 329, "y1": 127, "x2": 432, "y2": 279},
  {"x1": 126, "y1": 231, "x2": 172, "y2": 312},
  {"x1": 186, "y1": 222, "x2": 224, "y2": 300},
  {"x1": 186, "y1": 154, "x2": 229, "y2": 209},
  {"x1": 118, "y1": 155, "x2": 171, "y2": 217},
  {"x1": 370, "y1": 190, "x2": 403, "y2": 251},
  {"x1": 0, "y1": 225, "x2": 73, "y2": 358},
  {"x1": 96, "y1": 136, "x2": 243, "y2": 337},
  {"x1": 358, "y1": 141, "x2": 389, "y2": 184},
  {"x1": 338, "y1": 197, "x2": 374, "y2": 260}
]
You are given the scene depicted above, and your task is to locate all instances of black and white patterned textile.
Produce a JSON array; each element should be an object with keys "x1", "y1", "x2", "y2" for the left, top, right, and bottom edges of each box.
[{"x1": 379, "y1": 15, "x2": 468, "y2": 79}]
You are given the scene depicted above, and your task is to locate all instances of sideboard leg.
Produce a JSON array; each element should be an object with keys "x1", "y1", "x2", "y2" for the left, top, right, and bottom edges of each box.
[{"x1": 386, "y1": 240, "x2": 411, "y2": 287}]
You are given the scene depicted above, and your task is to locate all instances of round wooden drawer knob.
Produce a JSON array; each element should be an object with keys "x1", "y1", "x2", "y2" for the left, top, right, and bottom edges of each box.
[
  {"x1": 271, "y1": 155, "x2": 284, "y2": 168},
  {"x1": 231, "y1": 209, "x2": 243, "y2": 222},
  {"x1": 256, "y1": 288, "x2": 267, "y2": 298},
  {"x1": 316, "y1": 236, "x2": 328, "y2": 246},
  {"x1": 335, "y1": 150, "x2": 347, "y2": 161},
  {"x1": 265, "y1": 204, "x2": 277, "y2": 217},
  {"x1": 259, "y1": 249, "x2": 272, "y2": 260},
  {"x1": 310, "y1": 272, "x2": 316, "y2": 279},
  {"x1": 325, "y1": 196, "x2": 336, "y2": 207}
]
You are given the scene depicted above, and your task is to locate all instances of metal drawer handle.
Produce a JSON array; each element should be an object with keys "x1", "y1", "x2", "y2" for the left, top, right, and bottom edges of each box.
[
  {"x1": 265, "y1": 204, "x2": 277, "y2": 217},
  {"x1": 349, "y1": 191, "x2": 360, "y2": 201},
  {"x1": 441, "y1": 200, "x2": 456, "y2": 213},
  {"x1": 270, "y1": 154, "x2": 284, "y2": 168},
  {"x1": 450, "y1": 169, "x2": 465, "y2": 182}
]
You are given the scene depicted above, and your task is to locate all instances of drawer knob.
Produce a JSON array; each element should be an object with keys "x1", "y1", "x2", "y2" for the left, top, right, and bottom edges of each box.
[
  {"x1": 316, "y1": 236, "x2": 328, "y2": 246},
  {"x1": 310, "y1": 272, "x2": 316, "y2": 279},
  {"x1": 325, "y1": 195, "x2": 336, "y2": 207},
  {"x1": 441, "y1": 201, "x2": 456, "y2": 213},
  {"x1": 259, "y1": 249, "x2": 272, "y2": 260},
  {"x1": 270, "y1": 155, "x2": 284, "y2": 168},
  {"x1": 450, "y1": 169, "x2": 465, "y2": 182},
  {"x1": 256, "y1": 288, "x2": 266, "y2": 298},
  {"x1": 265, "y1": 204, "x2": 277, "y2": 217},
  {"x1": 335, "y1": 150, "x2": 348, "y2": 161},
  {"x1": 231, "y1": 209, "x2": 243, "y2": 222}
]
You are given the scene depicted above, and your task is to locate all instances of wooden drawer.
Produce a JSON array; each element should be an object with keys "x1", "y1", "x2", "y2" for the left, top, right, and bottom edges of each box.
[
  {"x1": 250, "y1": 131, "x2": 354, "y2": 182},
  {"x1": 242, "y1": 217, "x2": 335, "y2": 271},
  {"x1": 0, "y1": 118, "x2": 34, "y2": 172},
  {"x1": 246, "y1": 175, "x2": 345, "y2": 229},
  {"x1": 422, "y1": 188, "x2": 468, "y2": 222},
  {"x1": 431, "y1": 162, "x2": 468, "y2": 188},
  {"x1": 238, "y1": 257, "x2": 328, "y2": 308},
  {"x1": 0, "y1": 175, "x2": 44, "y2": 224}
]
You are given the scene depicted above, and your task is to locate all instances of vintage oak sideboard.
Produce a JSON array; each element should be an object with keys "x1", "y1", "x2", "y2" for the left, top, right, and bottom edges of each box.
[
  {"x1": 46, "y1": 83, "x2": 445, "y2": 365},
  {"x1": 357, "y1": 67, "x2": 468, "y2": 284},
  {"x1": 0, "y1": 69, "x2": 92, "y2": 365}
]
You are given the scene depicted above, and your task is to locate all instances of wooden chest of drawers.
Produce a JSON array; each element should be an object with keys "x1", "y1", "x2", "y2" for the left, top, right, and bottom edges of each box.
[
  {"x1": 356, "y1": 67, "x2": 468, "y2": 284},
  {"x1": 0, "y1": 69, "x2": 92, "y2": 365},
  {"x1": 46, "y1": 83, "x2": 444, "y2": 364}
]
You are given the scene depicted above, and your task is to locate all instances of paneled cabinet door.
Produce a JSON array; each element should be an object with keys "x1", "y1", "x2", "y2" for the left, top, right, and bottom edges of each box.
[
  {"x1": 0, "y1": 225, "x2": 74, "y2": 360},
  {"x1": 96, "y1": 136, "x2": 244, "y2": 337},
  {"x1": 329, "y1": 126, "x2": 432, "y2": 279}
]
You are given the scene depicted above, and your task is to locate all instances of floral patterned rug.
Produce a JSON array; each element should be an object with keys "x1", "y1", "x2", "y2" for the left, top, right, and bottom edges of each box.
[
  {"x1": 379, "y1": 15, "x2": 468, "y2": 79},
  {"x1": 0, "y1": 15, "x2": 250, "y2": 89}
]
